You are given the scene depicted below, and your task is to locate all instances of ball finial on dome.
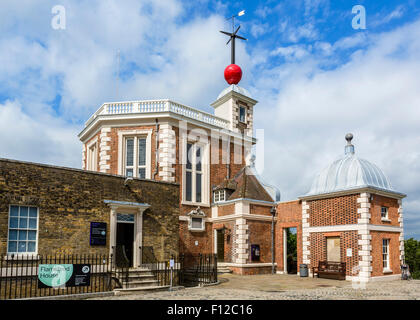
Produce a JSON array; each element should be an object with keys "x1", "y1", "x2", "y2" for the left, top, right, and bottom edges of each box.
[
  {"x1": 345, "y1": 133, "x2": 355, "y2": 155},
  {"x1": 224, "y1": 64, "x2": 242, "y2": 85},
  {"x1": 345, "y1": 133, "x2": 353, "y2": 144}
]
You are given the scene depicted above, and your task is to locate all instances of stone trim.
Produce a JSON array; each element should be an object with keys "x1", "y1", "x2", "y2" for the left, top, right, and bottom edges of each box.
[
  {"x1": 235, "y1": 218, "x2": 248, "y2": 264},
  {"x1": 210, "y1": 214, "x2": 277, "y2": 222},
  {"x1": 219, "y1": 262, "x2": 276, "y2": 268},
  {"x1": 302, "y1": 201, "x2": 310, "y2": 265},
  {"x1": 158, "y1": 123, "x2": 176, "y2": 182},
  {"x1": 82, "y1": 144, "x2": 86, "y2": 170},
  {"x1": 299, "y1": 187, "x2": 406, "y2": 201},
  {"x1": 305, "y1": 224, "x2": 403, "y2": 233},
  {"x1": 398, "y1": 199, "x2": 405, "y2": 262},
  {"x1": 357, "y1": 193, "x2": 372, "y2": 282},
  {"x1": 99, "y1": 127, "x2": 111, "y2": 173}
]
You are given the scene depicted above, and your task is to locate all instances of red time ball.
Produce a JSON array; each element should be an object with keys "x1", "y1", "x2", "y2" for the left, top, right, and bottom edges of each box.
[{"x1": 224, "y1": 64, "x2": 242, "y2": 85}]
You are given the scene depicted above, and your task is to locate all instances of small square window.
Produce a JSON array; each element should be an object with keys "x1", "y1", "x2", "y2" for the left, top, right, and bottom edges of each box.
[
  {"x1": 213, "y1": 190, "x2": 226, "y2": 203},
  {"x1": 188, "y1": 216, "x2": 205, "y2": 232},
  {"x1": 191, "y1": 218, "x2": 203, "y2": 229}
]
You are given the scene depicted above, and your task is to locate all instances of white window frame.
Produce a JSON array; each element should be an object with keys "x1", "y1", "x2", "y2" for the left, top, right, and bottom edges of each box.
[
  {"x1": 188, "y1": 216, "x2": 205, "y2": 232},
  {"x1": 86, "y1": 137, "x2": 98, "y2": 171},
  {"x1": 7, "y1": 205, "x2": 39, "y2": 256},
  {"x1": 213, "y1": 190, "x2": 226, "y2": 203},
  {"x1": 381, "y1": 206, "x2": 390, "y2": 221},
  {"x1": 382, "y1": 239, "x2": 391, "y2": 272},
  {"x1": 182, "y1": 139, "x2": 209, "y2": 206},
  {"x1": 117, "y1": 130, "x2": 152, "y2": 179}
]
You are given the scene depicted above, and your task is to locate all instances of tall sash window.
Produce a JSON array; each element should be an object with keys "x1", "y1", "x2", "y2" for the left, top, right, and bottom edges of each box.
[{"x1": 125, "y1": 137, "x2": 147, "y2": 179}]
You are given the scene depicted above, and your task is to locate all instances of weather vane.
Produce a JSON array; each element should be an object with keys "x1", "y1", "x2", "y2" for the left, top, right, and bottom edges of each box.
[{"x1": 220, "y1": 10, "x2": 247, "y2": 85}]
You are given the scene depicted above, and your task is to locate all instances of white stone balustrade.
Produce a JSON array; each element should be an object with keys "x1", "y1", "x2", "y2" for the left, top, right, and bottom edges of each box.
[{"x1": 85, "y1": 99, "x2": 231, "y2": 129}]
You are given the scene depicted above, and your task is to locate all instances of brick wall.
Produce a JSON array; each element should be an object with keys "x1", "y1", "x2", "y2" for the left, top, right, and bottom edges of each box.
[
  {"x1": 370, "y1": 231, "x2": 401, "y2": 276},
  {"x1": 0, "y1": 159, "x2": 179, "y2": 259},
  {"x1": 108, "y1": 125, "x2": 157, "y2": 177},
  {"x1": 247, "y1": 220, "x2": 272, "y2": 264},
  {"x1": 309, "y1": 194, "x2": 359, "y2": 226},
  {"x1": 308, "y1": 231, "x2": 359, "y2": 276},
  {"x1": 216, "y1": 204, "x2": 235, "y2": 217},
  {"x1": 370, "y1": 194, "x2": 399, "y2": 226},
  {"x1": 179, "y1": 220, "x2": 213, "y2": 255},
  {"x1": 249, "y1": 204, "x2": 271, "y2": 216},
  {"x1": 275, "y1": 200, "x2": 302, "y2": 272},
  {"x1": 229, "y1": 266, "x2": 272, "y2": 275}
]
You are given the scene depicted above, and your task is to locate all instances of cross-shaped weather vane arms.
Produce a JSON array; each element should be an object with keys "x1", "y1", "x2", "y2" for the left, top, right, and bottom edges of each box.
[{"x1": 220, "y1": 22, "x2": 247, "y2": 64}]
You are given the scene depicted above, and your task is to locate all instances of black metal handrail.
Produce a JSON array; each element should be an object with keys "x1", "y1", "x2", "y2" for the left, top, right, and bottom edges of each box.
[{"x1": 112, "y1": 245, "x2": 130, "y2": 287}]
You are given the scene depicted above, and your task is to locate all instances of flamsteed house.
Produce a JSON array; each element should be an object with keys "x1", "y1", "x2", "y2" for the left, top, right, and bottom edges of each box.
[{"x1": 0, "y1": 57, "x2": 406, "y2": 283}]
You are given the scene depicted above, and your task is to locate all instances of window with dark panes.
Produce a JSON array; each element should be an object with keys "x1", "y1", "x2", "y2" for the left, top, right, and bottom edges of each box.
[
  {"x1": 239, "y1": 106, "x2": 246, "y2": 123},
  {"x1": 125, "y1": 136, "x2": 147, "y2": 178},
  {"x1": 185, "y1": 142, "x2": 205, "y2": 203}
]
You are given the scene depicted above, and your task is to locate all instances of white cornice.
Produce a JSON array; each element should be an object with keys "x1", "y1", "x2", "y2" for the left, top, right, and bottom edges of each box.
[
  {"x1": 210, "y1": 213, "x2": 277, "y2": 222},
  {"x1": 79, "y1": 113, "x2": 256, "y2": 145},
  {"x1": 306, "y1": 224, "x2": 403, "y2": 233},
  {"x1": 299, "y1": 186, "x2": 406, "y2": 201},
  {"x1": 211, "y1": 90, "x2": 258, "y2": 108},
  {"x1": 218, "y1": 262, "x2": 276, "y2": 268}
]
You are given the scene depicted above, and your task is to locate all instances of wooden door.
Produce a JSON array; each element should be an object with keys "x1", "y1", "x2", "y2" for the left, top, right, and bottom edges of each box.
[{"x1": 326, "y1": 237, "x2": 341, "y2": 262}]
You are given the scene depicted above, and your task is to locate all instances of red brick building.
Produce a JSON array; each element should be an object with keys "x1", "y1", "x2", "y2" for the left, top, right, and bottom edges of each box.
[
  {"x1": 295, "y1": 134, "x2": 406, "y2": 282},
  {"x1": 78, "y1": 81, "x2": 406, "y2": 280},
  {"x1": 78, "y1": 83, "x2": 283, "y2": 274}
]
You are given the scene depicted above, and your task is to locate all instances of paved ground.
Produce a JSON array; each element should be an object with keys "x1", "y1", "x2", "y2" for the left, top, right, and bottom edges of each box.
[{"x1": 89, "y1": 274, "x2": 420, "y2": 300}]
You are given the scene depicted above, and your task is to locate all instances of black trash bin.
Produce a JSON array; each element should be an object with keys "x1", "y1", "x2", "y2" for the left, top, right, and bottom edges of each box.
[
  {"x1": 300, "y1": 264, "x2": 308, "y2": 277},
  {"x1": 401, "y1": 264, "x2": 409, "y2": 280}
]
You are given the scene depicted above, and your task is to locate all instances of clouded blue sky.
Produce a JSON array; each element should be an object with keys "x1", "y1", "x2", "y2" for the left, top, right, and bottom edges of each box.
[{"x1": 1, "y1": 0, "x2": 419, "y2": 239}]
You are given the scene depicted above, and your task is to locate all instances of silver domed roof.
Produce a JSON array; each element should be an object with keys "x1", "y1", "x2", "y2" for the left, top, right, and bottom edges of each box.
[
  {"x1": 306, "y1": 134, "x2": 394, "y2": 196},
  {"x1": 217, "y1": 84, "x2": 252, "y2": 100}
]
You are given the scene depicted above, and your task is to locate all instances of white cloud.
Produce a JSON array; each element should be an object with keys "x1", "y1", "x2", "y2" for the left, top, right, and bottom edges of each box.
[
  {"x1": 253, "y1": 19, "x2": 420, "y2": 238},
  {"x1": 287, "y1": 23, "x2": 319, "y2": 43},
  {"x1": 271, "y1": 45, "x2": 311, "y2": 61},
  {"x1": 0, "y1": 100, "x2": 81, "y2": 168},
  {"x1": 371, "y1": 5, "x2": 405, "y2": 27}
]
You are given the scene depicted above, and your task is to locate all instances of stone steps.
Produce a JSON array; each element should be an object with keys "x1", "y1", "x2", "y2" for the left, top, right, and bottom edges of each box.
[
  {"x1": 123, "y1": 279, "x2": 160, "y2": 289},
  {"x1": 114, "y1": 285, "x2": 171, "y2": 295},
  {"x1": 217, "y1": 267, "x2": 233, "y2": 274},
  {"x1": 114, "y1": 267, "x2": 168, "y2": 293}
]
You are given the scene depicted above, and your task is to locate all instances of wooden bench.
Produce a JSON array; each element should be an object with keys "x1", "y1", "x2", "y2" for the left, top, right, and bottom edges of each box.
[{"x1": 312, "y1": 261, "x2": 346, "y2": 280}]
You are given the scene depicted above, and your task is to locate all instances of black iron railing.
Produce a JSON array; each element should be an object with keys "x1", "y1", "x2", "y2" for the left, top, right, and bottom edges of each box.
[
  {"x1": 180, "y1": 253, "x2": 218, "y2": 287},
  {"x1": 0, "y1": 251, "x2": 218, "y2": 299},
  {"x1": 143, "y1": 253, "x2": 218, "y2": 287},
  {"x1": 150, "y1": 255, "x2": 182, "y2": 287},
  {"x1": 0, "y1": 253, "x2": 114, "y2": 300}
]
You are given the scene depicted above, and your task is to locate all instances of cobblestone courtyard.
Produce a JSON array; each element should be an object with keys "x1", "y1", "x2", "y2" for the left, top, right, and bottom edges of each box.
[{"x1": 90, "y1": 274, "x2": 420, "y2": 300}]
